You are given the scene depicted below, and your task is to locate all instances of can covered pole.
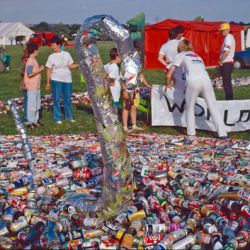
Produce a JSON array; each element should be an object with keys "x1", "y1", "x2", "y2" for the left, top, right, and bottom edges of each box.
[{"x1": 75, "y1": 15, "x2": 141, "y2": 219}]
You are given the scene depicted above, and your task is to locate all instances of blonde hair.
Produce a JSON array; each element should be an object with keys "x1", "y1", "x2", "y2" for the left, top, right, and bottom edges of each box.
[{"x1": 177, "y1": 39, "x2": 193, "y2": 53}]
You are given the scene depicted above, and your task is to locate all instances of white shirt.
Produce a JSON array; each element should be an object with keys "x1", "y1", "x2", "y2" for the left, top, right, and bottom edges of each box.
[
  {"x1": 159, "y1": 39, "x2": 180, "y2": 67},
  {"x1": 104, "y1": 63, "x2": 121, "y2": 102},
  {"x1": 46, "y1": 51, "x2": 74, "y2": 83},
  {"x1": 173, "y1": 51, "x2": 209, "y2": 82},
  {"x1": 220, "y1": 33, "x2": 235, "y2": 63}
]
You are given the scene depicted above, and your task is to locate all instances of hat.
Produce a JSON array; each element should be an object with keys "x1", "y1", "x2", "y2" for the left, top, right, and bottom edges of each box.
[{"x1": 219, "y1": 23, "x2": 230, "y2": 31}]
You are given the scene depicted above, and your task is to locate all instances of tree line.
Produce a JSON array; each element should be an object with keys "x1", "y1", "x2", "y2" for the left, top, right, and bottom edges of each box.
[{"x1": 31, "y1": 22, "x2": 81, "y2": 38}]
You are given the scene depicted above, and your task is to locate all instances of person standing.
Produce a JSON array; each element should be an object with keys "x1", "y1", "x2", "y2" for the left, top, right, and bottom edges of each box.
[
  {"x1": 122, "y1": 41, "x2": 152, "y2": 133},
  {"x1": 166, "y1": 39, "x2": 227, "y2": 139},
  {"x1": 20, "y1": 44, "x2": 29, "y2": 123},
  {"x1": 158, "y1": 26, "x2": 185, "y2": 91},
  {"x1": 104, "y1": 48, "x2": 122, "y2": 110},
  {"x1": 45, "y1": 36, "x2": 79, "y2": 124},
  {"x1": 219, "y1": 22, "x2": 235, "y2": 100},
  {"x1": 24, "y1": 42, "x2": 44, "y2": 128}
]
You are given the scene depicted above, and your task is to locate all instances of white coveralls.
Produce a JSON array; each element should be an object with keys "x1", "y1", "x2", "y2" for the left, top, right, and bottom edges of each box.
[{"x1": 173, "y1": 51, "x2": 227, "y2": 137}]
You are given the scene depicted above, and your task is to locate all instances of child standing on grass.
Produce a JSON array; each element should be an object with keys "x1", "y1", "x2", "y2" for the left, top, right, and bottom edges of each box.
[
  {"x1": 104, "y1": 48, "x2": 121, "y2": 110},
  {"x1": 24, "y1": 42, "x2": 44, "y2": 129},
  {"x1": 122, "y1": 41, "x2": 152, "y2": 133}
]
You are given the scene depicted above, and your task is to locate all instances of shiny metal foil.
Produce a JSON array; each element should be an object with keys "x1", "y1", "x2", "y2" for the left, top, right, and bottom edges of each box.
[{"x1": 75, "y1": 15, "x2": 139, "y2": 218}]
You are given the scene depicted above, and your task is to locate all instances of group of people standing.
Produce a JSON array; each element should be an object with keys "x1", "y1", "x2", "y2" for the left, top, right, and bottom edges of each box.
[
  {"x1": 20, "y1": 36, "x2": 78, "y2": 129},
  {"x1": 104, "y1": 43, "x2": 152, "y2": 133},
  {"x1": 20, "y1": 22, "x2": 235, "y2": 138},
  {"x1": 158, "y1": 23, "x2": 235, "y2": 138}
]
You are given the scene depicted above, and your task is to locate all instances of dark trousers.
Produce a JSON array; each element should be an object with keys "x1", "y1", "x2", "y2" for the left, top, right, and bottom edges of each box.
[{"x1": 220, "y1": 62, "x2": 234, "y2": 100}]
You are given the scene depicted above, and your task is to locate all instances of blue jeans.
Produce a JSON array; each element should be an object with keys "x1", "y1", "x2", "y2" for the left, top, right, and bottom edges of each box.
[
  {"x1": 22, "y1": 90, "x2": 28, "y2": 122},
  {"x1": 51, "y1": 80, "x2": 73, "y2": 122}
]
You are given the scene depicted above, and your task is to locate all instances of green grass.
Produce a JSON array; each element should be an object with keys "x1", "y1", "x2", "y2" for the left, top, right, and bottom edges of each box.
[{"x1": 0, "y1": 44, "x2": 250, "y2": 140}]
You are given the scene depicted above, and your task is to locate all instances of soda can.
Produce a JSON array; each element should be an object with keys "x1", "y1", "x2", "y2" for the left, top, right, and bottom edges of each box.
[
  {"x1": 73, "y1": 168, "x2": 91, "y2": 180},
  {"x1": 145, "y1": 224, "x2": 169, "y2": 235},
  {"x1": 236, "y1": 230, "x2": 249, "y2": 249},
  {"x1": 194, "y1": 231, "x2": 211, "y2": 245},
  {"x1": 0, "y1": 224, "x2": 9, "y2": 236},
  {"x1": 49, "y1": 209, "x2": 60, "y2": 221},
  {"x1": 127, "y1": 209, "x2": 147, "y2": 221},
  {"x1": 120, "y1": 233, "x2": 134, "y2": 249},
  {"x1": 84, "y1": 229, "x2": 105, "y2": 239},
  {"x1": 211, "y1": 232, "x2": 223, "y2": 250},
  {"x1": 11, "y1": 187, "x2": 28, "y2": 196},
  {"x1": 202, "y1": 218, "x2": 218, "y2": 234},
  {"x1": 238, "y1": 190, "x2": 250, "y2": 202},
  {"x1": 169, "y1": 223, "x2": 180, "y2": 232},
  {"x1": 60, "y1": 167, "x2": 73, "y2": 179},
  {"x1": 55, "y1": 178, "x2": 69, "y2": 187},
  {"x1": 83, "y1": 217, "x2": 103, "y2": 228},
  {"x1": 42, "y1": 177, "x2": 56, "y2": 185},
  {"x1": 10, "y1": 216, "x2": 28, "y2": 232},
  {"x1": 143, "y1": 234, "x2": 164, "y2": 246},
  {"x1": 77, "y1": 240, "x2": 100, "y2": 250},
  {"x1": 241, "y1": 205, "x2": 250, "y2": 222},
  {"x1": 17, "y1": 230, "x2": 28, "y2": 241},
  {"x1": 27, "y1": 215, "x2": 47, "y2": 225},
  {"x1": 223, "y1": 239, "x2": 238, "y2": 250},
  {"x1": 100, "y1": 239, "x2": 119, "y2": 250},
  {"x1": 127, "y1": 219, "x2": 143, "y2": 236},
  {"x1": 3, "y1": 207, "x2": 15, "y2": 222},
  {"x1": 171, "y1": 235, "x2": 195, "y2": 250},
  {"x1": 71, "y1": 160, "x2": 84, "y2": 169}
]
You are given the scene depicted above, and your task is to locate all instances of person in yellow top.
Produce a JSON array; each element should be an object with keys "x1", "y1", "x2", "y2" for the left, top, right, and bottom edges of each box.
[{"x1": 24, "y1": 42, "x2": 44, "y2": 128}]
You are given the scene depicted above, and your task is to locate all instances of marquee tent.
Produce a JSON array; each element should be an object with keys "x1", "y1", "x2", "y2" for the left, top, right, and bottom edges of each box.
[
  {"x1": 144, "y1": 19, "x2": 244, "y2": 68},
  {"x1": 0, "y1": 22, "x2": 34, "y2": 46}
]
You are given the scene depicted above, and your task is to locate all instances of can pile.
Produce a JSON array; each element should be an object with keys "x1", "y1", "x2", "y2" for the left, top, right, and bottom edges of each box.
[
  {"x1": 0, "y1": 87, "x2": 152, "y2": 115},
  {"x1": 0, "y1": 133, "x2": 249, "y2": 249}
]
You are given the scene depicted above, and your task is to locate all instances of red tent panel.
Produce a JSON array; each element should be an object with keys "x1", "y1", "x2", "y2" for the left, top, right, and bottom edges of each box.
[{"x1": 144, "y1": 19, "x2": 243, "y2": 69}]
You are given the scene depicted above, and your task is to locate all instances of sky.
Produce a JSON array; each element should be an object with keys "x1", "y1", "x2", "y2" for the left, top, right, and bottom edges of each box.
[{"x1": 0, "y1": 0, "x2": 249, "y2": 25}]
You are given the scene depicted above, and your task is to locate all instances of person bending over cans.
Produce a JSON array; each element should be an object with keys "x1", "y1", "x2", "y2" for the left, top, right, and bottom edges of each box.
[{"x1": 166, "y1": 39, "x2": 228, "y2": 139}]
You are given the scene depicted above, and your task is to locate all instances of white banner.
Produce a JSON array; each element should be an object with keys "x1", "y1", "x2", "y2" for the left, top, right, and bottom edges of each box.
[{"x1": 151, "y1": 85, "x2": 250, "y2": 132}]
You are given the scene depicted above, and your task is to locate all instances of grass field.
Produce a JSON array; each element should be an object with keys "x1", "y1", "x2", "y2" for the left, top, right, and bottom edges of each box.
[{"x1": 0, "y1": 43, "x2": 250, "y2": 140}]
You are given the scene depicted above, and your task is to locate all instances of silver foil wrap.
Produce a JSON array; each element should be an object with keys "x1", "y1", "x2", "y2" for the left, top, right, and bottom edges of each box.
[{"x1": 74, "y1": 15, "x2": 140, "y2": 218}]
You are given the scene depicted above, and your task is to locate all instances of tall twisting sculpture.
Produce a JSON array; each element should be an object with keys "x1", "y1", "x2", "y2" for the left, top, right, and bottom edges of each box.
[{"x1": 75, "y1": 15, "x2": 141, "y2": 218}]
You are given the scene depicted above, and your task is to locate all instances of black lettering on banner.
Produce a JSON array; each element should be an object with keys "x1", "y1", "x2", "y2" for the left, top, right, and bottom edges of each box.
[
  {"x1": 206, "y1": 109, "x2": 211, "y2": 120},
  {"x1": 194, "y1": 103, "x2": 205, "y2": 117},
  {"x1": 164, "y1": 96, "x2": 185, "y2": 113},
  {"x1": 237, "y1": 110, "x2": 250, "y2": 123},
  {"x1": 224, "y1": 110, "x2": 235, "y2": 126}
]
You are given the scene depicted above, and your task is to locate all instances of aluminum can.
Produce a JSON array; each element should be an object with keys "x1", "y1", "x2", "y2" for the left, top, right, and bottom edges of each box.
[
  {"x1": 83, "y1": 217, "x2": 103, "y2": 228},
  {"x1": 3, "y1": 207, "x2": 15, "y2": 222},
  {"x1": 143, "y1": 234, "x2": 164, "y2": 246},
  {"x1": 145, "y1": 224, "x2": 169, "y2": 235},
  {"x1": 171, "y1": 235, "x2": 196, "y2": 250},
  {"x1": 10, "y1": 216, "x2": 28, "y2": 232}
]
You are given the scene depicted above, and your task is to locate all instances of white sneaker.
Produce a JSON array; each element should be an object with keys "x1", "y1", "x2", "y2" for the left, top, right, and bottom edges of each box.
[
  {"x1": 56, "y1": 121, "x2": 62, "y2": 124},
  {"x1": 123, "y1": 126, "x2": 129, "y2": 132},
  {"x1": 131, "y1": 124, "x2": 143, "y2": 131},
  {"x1": 70, "y1": 119, "x2": 76, "y2": 123}
]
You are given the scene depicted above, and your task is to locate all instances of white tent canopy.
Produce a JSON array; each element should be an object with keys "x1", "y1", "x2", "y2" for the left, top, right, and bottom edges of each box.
[{"x1": 0, "y1": 22, "x2": 34, "y2": 45}]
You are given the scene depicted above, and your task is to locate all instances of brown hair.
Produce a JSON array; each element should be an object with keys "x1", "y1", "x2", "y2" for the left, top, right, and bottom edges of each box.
[
  {"x1": 177, "y1": 39, "x2": 193, "y2": 53},
  {"x1": 109, "y1": 47, "x2": 119, "y2": 60},
  {"x1": 50, "y1": 36, "x2": 63, "y2": 46}
]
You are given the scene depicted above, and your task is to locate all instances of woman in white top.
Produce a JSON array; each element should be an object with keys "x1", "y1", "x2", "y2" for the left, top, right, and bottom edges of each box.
[
  {"x1": 45, "y1": 36, "x2": 78, "y2": 124},
  {"x1": 166, "y1": 39, "x2": 227, "y2": 139}
]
